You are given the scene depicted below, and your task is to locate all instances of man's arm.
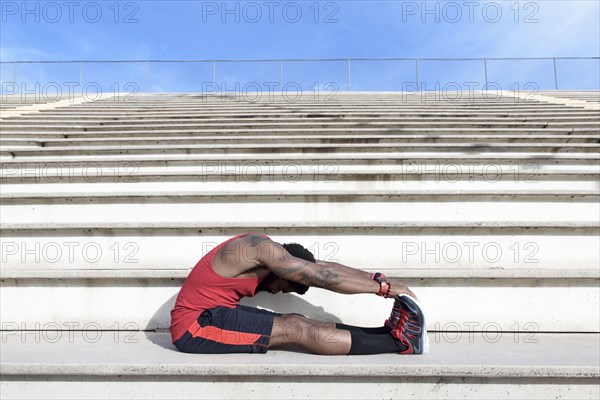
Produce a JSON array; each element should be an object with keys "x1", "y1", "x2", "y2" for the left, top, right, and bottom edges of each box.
[{"x1": 248, "y1": 235, "x2": 415, "y2": 298}]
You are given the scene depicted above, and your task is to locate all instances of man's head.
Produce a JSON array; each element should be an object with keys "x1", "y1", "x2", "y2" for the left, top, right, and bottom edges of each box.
[{"x1": 256, "y1": 242, "x2": 313, "y2": 295}]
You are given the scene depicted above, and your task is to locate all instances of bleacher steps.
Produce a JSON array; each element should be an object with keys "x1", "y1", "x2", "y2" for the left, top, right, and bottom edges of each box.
[{"x1": 1, "y1": 90, "x2": 599, "y2": 399}]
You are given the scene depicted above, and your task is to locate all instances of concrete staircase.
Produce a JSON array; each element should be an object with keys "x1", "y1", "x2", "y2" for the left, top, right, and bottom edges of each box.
[{"x1": 1, "y1": 91, "x2": 599, "y2": 399}]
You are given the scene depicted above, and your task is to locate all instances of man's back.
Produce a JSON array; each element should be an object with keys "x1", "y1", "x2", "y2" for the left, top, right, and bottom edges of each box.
[{"x1": 170, "y1": 232, "x2": 271, "y2": 343}]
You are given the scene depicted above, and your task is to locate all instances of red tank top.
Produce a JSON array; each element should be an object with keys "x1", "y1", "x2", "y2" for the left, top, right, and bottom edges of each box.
[{"x1": 170, "y1": 232, "x2": 271, "y2": 343}]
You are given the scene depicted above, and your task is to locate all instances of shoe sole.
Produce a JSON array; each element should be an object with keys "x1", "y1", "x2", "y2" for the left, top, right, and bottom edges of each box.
[{"x1": 398, "y1": 294, "x2": 429, "y2": 355}]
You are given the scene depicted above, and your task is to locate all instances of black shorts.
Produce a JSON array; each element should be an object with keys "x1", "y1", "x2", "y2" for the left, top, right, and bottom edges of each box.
[{"x1": 174, "y1": 304, "x2": 281, "y2": 354}]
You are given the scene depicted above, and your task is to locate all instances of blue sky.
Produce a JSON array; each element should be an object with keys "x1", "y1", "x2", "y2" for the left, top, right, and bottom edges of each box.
[{"x1": 1, "y1": 0, "x2": 599, "y2": 93}]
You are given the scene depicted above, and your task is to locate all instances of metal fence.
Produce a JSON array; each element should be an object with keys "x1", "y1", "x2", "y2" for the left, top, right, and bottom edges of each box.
[{"x1": 1, "y1": 56, "x2": 599, "y2": 93}]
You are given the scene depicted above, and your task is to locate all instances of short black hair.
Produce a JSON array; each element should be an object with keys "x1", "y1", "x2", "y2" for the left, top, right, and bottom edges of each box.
[
  {"x1": 280, "y1": 242, "x2": 313, "y2": 295},
  {"x1": 282, "y1": 242, "x2": 315, "y2": 263}
]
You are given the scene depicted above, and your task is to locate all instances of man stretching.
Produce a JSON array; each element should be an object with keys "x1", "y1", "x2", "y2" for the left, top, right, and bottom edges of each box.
[{"x1": 171, "y1": 232, "x2": 427, "y2": 355}]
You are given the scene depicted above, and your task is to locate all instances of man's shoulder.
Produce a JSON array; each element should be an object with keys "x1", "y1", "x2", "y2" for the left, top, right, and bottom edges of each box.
[
  {"x1": 231, "y1": 232, "x2": 272, "y2": 248},
  {"x1": 211, "y1": 233, "x2": 274, "y2": 277},
  {"x1": 241, "y1": 232, "x2": 271, "y2": 240}
]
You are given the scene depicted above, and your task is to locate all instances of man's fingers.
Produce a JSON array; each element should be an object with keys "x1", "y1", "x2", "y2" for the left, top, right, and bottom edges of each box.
[{"x1": 404, "y1": 287, "x2": 418, "y2": 300}]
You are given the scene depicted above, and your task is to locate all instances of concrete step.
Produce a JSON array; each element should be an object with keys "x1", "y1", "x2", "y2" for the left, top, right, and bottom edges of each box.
[
  {"x1": 2, "y1": 152, "x2": 598, "y2": 165},
  {"x1": 3, "y1": 116, "x2": 600, "y2": 126},
  {"x1": 2, "y1": 181, "x2": 598, "y2": 198},
  {"x1": 2, "y1": 231, "x2": 598, "y2": 273},
  {"x1": 31, "y1": 98, "x2": 572, "y2": 106},
  {"x1": 7, "y1": 132, "x2": 597, "y2": 141},
  {"x1": 44, "y1": 100, "x2": 559, "y2": 107},
  {"x1": 3, "y1": 127, "x2": 598, "y2": 138},
  {"x1": 3, "y1": 163, "x2": 596, "y2": 184},
  {"x1": 1, "y1": 332, "x2": 598, "y2": 399},
  {"x1": 2, "y1": 134, "x2": 600, "y2": 144},
  {"x1": 2, "y1": 134, "x2": 599, "y2": 147},
  {"x1": 545, "y1": 91, "x2": 600, "y2": 104},
  {"x1": 6, "y1": 106, "x2": 599, "y2": 114},
  {"x1": 13, "y1": 99, "x2": 571, "y2": 105},
  {"x1": 2, "y1": 221, "x2": 598, "y2": 231},
  {"x1": 2, "y1": 200, "x2": 597, "y2": 226},
  {"x1": 3, "y1": 222, "x2": 595, "y2": 232},
  {"x1": 10, "y1": 108, "x2": 573, "y2": 116},
  {"x1": 2, "y1": 143, "x2": 599, "y2": 156},
  {"x1": 3, "y1": 267, "x2": 598, "y2": 280},
  {"x1": 0, "y1": 104, "x2": 32, "y2": 110},
  {"x1": 31, "y1": 106, "x2": 596, "y2": 117},
  {"x1": 6, "y1": 110, "x2": 600, "y2": 119},
  {"x1": 1, "y1": 273, "x2": 598, "y2": 331},
  {"x1": 35, "y1": 97, "x2": 557, "y2": 104},
  {"x1": 51, "y1": 93, "x2": 520, "y2": 99},
  {"x1": 0, "y1": 99, "x2": 48, "y2": 105},
  {"x1": 2, "y1": 121, "x2": 599, "y2": 132}
]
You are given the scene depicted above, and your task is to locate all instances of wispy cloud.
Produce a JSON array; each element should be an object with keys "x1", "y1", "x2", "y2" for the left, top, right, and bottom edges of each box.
[{"x1": 0, "y1": 45, "x2": 52, "y2": 61}]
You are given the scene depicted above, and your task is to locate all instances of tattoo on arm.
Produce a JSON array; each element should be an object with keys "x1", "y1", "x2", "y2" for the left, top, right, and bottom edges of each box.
[
  {"x1": 272, "y1": 259, "x2": 308, "y2": 277},
  {"x1": 257, "y1": 238, "x2": 341, "y2": 290},
  {"x1": 298, "y1": 267, "x2": 341, "y2": 290},
  {"x1": 313, "y1": 267, "x2": 341, "y2": 290}
]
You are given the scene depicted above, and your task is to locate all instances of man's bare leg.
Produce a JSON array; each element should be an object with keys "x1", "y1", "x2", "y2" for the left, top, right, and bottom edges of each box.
[
  {"x1": 268, "y1": 314, "x2": 407, "y2": 355},
  {"x1": 269, "y1": 315, "x2": 351, "y2": 355}
]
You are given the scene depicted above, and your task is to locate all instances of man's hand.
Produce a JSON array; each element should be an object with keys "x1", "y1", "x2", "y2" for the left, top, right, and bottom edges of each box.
[{"x1": 388, "y1": 280, "x2": 418, "y2": 300}]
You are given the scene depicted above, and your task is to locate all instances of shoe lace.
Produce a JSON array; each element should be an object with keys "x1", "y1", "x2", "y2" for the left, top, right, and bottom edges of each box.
[
  {"x1": 389, "y1": 304, "x2": 421, "y2": 341},
  {"x1": 387, "y1": 307, "x2": 414, "y2": 349},
  {"x1": 399, "y1": 308, "x2": 418, "y2": 340},
  {"x1": 386, "y1": 302, "x2": 402, "y2": 329},
  {"x1": 386, "y1": 298, "x2": 422, "y2": 342}
]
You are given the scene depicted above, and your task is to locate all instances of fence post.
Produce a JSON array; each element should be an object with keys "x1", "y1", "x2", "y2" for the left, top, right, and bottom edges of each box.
[
  {"x1": 79, "y1": 61, "x2": 83, "y2": 93},
  {"x1": 145, "y1": 61, "x2": 149, "y2": 92},
  {"x1": 213, "y1": 60, "x2": 216, "y2": 83},
  {"x1": 484, "y1": 58, "x2": 488, "y2": 88},
  {"x1": 553, "y1": 58, "x2": 558, "y2": 90},
  {"x1": 347, "y1": 59, "x2": 351, "y2": 92},
  {"x1": 13, "y1": 62, "x2": 17, "y2": 83},
  {"x1": 280, "y1": 59, "x2": 283, "y2": 94},
  {"x1": 415, "y1": 59, "x2": 419, "y2": 87}
]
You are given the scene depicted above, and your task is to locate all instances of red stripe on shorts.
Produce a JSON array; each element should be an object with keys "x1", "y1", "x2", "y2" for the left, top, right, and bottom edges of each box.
[{"x1": 187, "y1": 320, "x2": 265, "y2": 345}]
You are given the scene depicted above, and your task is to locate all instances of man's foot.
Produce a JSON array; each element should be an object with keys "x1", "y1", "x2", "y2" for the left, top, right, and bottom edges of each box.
[{"x1": 385, "y1": 294, "x2": 428, "y2": 354}]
